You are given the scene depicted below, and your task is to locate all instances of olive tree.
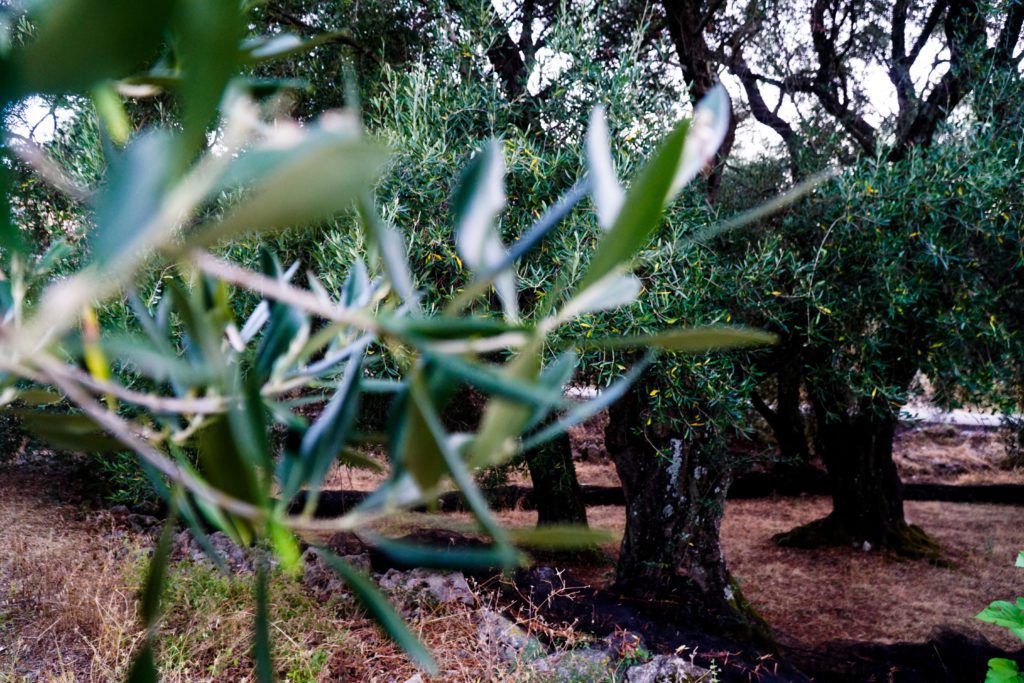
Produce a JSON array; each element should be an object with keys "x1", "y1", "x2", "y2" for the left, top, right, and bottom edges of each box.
[{"x1": 0, "y1": 0, "x2": 768, "y2": 676}]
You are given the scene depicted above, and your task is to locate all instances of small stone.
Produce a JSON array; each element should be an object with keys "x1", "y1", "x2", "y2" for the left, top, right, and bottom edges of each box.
[
  {"x1": 625, "y1": 655, "x2": 710, "y2": 683},
  {"x1": 301, "y1": 548, "x2": 347, "y2": 600},
  {"x1": 475, "y1": 608, "x2": 547, "y2": 662},
  {"x1": 532, "y1": 648, "x2": 613, "y2": 682},
  {"x1": 402, "y1": 673, "x2": 425, "y2": 683}
]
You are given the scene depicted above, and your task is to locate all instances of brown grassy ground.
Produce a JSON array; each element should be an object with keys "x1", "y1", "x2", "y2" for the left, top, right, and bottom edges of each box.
[
  {"x1": 0, "y1": 471, "x2": 142, "y2": 681},
  {"x1": 722, "y1": 497, "x2": 1024, "y2": 650},
  {"x1": 0, "y1": 470, "x2": 562, "y2": 682},
  {"x1": 2, "y1": 420, "x2": 1021, "y2": 680},
  {"x1": 419, "y1": 497, "x2": 1024, "y2": 652}
]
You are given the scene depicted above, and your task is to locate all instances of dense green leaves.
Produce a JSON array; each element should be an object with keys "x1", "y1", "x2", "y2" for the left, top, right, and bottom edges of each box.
[{"x1": 984, "y1": 658, "x2": 1024, "y2": 683}]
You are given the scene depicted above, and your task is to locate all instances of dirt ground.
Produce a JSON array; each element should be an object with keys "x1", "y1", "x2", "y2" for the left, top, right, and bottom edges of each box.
[
  {"x1": 2, "y1": 421, "x2": 1021, "y2": 680},
  {"x1": 437, "y1": 497, "x2": 1023, "y2": 652},
  {"x1": 722, "y1": 497, "x2": 1024, "y2": 650}
]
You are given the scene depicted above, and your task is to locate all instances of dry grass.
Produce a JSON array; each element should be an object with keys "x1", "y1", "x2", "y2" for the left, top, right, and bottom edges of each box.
[
  {"x1": 0, "y1": 471, "x2": 142, "y2": 682},
  {"x1": 723, "y1": 497, "x2": 1024, "y2": 651},
  {"x1": 894, "y1": 424, "x2": 1022, "y2": 484},
  {"x1": 3, "y1": 418, "x2": 1022, "y2": 681},
  {"x1": 0, "y1": 470, "x2": 554, "y2": 682}
]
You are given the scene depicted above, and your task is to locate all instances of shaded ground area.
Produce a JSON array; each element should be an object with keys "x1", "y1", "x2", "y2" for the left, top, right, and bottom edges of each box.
[
  {"x1": 722, "y1": 497, "x2": 1024, "y2": 650},
  {"x1": 440, "y1": 497, "x2": 1022, "y2": 651}
]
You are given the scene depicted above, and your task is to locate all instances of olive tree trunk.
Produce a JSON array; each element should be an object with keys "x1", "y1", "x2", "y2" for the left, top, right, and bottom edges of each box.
[
  {"x1": 606, "y1": 387, "x2": 766, "y2": 640},
  {"x1": 523, "y1": 430, "x2": 588, "y2": 527},
  {"x1": 774, "y1": 391, "x2": 937, "y2": 557}
]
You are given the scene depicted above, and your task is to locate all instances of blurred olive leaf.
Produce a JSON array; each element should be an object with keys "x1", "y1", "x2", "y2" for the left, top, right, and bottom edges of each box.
[
  {"x1": 579, "y1": 86, "x2": 730, "y2": 292},
  {"x1": 509, "y1": 525, "x2": 614, "y2": 549},
  {"x1": 577, "y1": 118, "x2": 688, "y2": 292},
  {"x1": 585, "y1": 327, "x2": 777, "y2": 353},
  {"x1": 254, "y1": 560, "x2": 275, "y2": 683},
  {"x1": 10, "y1": 0, "x2": 177, "y2": 96},
  {"x1": 16, "y1": 411, "x2": 124, "y2": 452},
  {"x1": 585, "y1": 106, "x2": 624, "y2": 231},
  {"x1": 241, "y1": 31, "x2": 349, "y2": 64},
  {"x1": 189, "y1": 118, "x2": 387, "y2": 247},
  {"x1": 174, "y1": 0, "x2": 245, "y2": 158},
  {"x1": 453, "y1": 141, "x2": 517, "y2": 320},
  {"x1": 90, "y1": 131, "x2": 176, "y2": 265},
  {"x1": 368, "y1": 534, "x2": 521, "y2": 572}
]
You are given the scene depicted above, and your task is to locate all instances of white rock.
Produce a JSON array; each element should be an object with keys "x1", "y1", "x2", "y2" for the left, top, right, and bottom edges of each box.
[
  {"x1": 625, "y1": 655, "x2": 711, "y2": 683},
  {"x1": 475, "y1": 608, "x2": 547, "y2": 662},
  {"x1": 532, "y1": 648, "x2": 613, "y2": 682}
]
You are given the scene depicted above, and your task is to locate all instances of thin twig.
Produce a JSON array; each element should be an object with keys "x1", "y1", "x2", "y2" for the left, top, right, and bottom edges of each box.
[
  {"x1": 191, "y1": 252, "x2": 379, "y2": 331},
  {"x1": 57, "y1": 364, "x2": 227, "y2": 414}
]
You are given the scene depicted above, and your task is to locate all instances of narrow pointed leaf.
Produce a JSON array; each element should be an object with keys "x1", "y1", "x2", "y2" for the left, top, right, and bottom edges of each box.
[
  {"x1": 668, "y1": 84, "x2": 730, "y2": 201},
  {"x1": 174, "y1": 0, "x2": 244, "y2": 158},
  {"x1": 291, "y1": 347, "x2": 365, "y2": 495},
  {"x1": 425, "y1": 352, "x2": 566, "y2": 408},
  {"x1": 522, "y1": 353, "x2": 655, "y2": 451},
  {"x1": 453, "y1": 141, "x2": 516, "y2": 319},
  {"x1": 368, "y1": 535, "x2": 521, "y2": 571},
  {"x1": 577, "y1": 120, "x2": 688, "y2": 291},
  {"x1": 125, "y1": 643, "x2": 158, "y2": 683},
  {"x1": 583, "y1": 327, "x2": 777, "y2": 353},
  {"x1": 586, "y1": 107, "x2": 624, "y2": 230},
  {"x1": 241, "y1": 31, "x2": 350, "y2": 64},
  {"x1": 254, "y1": 560, "x2": 275, "y2": 683},
  {"x1": 509, "y1": 525, "x2": 614, "y2": 549}
]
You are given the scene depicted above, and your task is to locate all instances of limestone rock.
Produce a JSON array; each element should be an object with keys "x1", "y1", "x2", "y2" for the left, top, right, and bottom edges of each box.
[
  {"x1": 377, "y1": 568, "x2": 476, "y2": 607},
  {"x1": 532, "y1": 648, "x2": 614, "y2": 682},
  {"x1": 625, "y1": 655, "x2": 711, "y2": 683},
  {"x1": 475, "y1": 608, "x2": 546, "y2": 662}
]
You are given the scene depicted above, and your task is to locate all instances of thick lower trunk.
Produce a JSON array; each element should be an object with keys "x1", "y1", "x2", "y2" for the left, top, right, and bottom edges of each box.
[
  {"x1": 523, "y1": 431, "x2": 588, "y2": 527},
  {"x1": 775, "y1": 394, "x2": 938, "y2": 557},
  {"x1": 818, "y1": 408, "x2": 904, "y2": 544},
  {"x1": 606, "y1": 387, "x2": 765, "y2": 640}
]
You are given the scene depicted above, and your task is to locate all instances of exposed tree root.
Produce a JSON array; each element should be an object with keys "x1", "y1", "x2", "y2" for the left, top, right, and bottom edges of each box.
[{"x1": 771, "y1": 514, "x2": 945, "y2": 562}]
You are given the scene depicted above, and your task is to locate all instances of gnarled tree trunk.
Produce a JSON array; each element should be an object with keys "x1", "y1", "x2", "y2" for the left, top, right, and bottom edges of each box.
[
  {"x1": 774, "y1": 390, "x2": 937, "y2": 557},
  {"x1": 606, "y1": 385, "x2": 766, "y2": 640}
]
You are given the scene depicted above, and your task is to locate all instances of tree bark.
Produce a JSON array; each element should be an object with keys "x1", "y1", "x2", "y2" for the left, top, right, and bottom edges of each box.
[
  {"x1": 752, "y1": 362, "x2": 811, "y2": 466},
  {"x1": 523, "y1": 430, "x2": 588, "y2": 527},
  {"x1": 606, "y1": 383, "x2": 767, "y2": 640},
  {"x1": 774, "y1": 390, "x2": 938, "y2": 557}
]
